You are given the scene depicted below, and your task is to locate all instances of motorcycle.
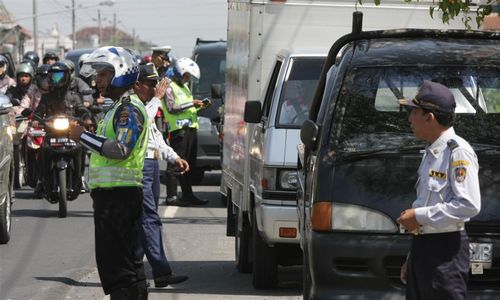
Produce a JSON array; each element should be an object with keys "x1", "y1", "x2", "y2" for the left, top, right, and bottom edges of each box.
[
  {"x1": 23, "y1": 109, "x2": 84, "y2": 218},
  {"x1": 24, "y1": 120, "x2": 46, "y2": 188}
]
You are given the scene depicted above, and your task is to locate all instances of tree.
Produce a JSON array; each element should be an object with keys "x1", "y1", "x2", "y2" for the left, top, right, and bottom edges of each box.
[{"x1": 358, "y1": 0, "x2": 499, "y2": 29}]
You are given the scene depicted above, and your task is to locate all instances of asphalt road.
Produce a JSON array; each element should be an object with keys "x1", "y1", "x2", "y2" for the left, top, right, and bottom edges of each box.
[{"x1": 0, "y1": 170, "x2": 302, "y2": 300}]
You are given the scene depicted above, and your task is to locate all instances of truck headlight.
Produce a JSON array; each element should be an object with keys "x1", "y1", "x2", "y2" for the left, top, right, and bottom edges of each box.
[
  {"x1": 279, "y1": 170, "x2": 297, "y2": 190},
  {"x1": 53, "y1": 118, "x2": 69, "y2": 130},
  {"x1": 332, "y1": 203, "x2": 397, "y2": 233}
]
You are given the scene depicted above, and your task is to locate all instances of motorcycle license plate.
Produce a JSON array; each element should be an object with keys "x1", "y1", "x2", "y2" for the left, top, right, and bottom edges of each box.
[
  {"x1": 50, "y1": 138, "x2": 69, "y2": 144},
  {"x1": 470, "y1": 243, "x2": 492, "y2": 274}
]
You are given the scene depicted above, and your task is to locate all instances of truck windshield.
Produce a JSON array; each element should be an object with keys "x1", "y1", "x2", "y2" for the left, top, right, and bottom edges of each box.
[
  {"x1": 330, "y1": 66, "x2": 500, "y2": 154},
  {"x1": 276, "y1": 57, "x2": 324, "y2": 128},
  {"x1": 192, "y1": 53, "x2": 226, "y2": 96}
]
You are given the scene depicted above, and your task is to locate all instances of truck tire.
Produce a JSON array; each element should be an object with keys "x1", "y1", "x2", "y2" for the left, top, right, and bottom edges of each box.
[
  {"x1": 0, "y1": 189, "x2": 12, "y2": 244},
  {"x1": 303, "y1": 247, "x2": 312, "y2": 300},
  {"x1": 235, "y1": 209, "x2": 251, "y2": 273},
  {"x1": 58, "y1": 169, "x2": 67, "y2": 218},
  {"x1": 252, "y1": 213, "x2": 278, "y2": 289}
]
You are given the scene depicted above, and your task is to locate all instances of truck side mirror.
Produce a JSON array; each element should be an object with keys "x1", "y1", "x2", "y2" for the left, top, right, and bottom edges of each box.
[
  {"x1": 300, "y1": 119, "x2": 319, "y2": 151},
  {"x1": 244, "y1": 101, "x2": 262, "y2": 123},
  {"x1": 211, "y1": 84, "x2": 223, "y2": 99}
]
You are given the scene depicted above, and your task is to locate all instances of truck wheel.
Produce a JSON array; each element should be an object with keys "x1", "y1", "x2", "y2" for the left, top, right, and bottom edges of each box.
[
  {"x1": 303, "y1": 247, "x2": 312, "y2": 300},
  {"x1": 252, "y1": 213, "x2": 278, "y2": 289},
  {"x1": 0, "y1": 188, "x2": 12, "y2": 244},
  {"x1": 58, "y1": 169, "x2": 67, "y2": 218},
  {"x1": 235, "y1": 209, "x2": 251, "y2": 273}
]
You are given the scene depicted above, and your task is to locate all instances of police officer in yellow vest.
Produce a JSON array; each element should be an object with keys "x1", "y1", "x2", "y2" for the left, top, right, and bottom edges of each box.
[
  {"x1": 69, "y1": 47, "x2": 149, "y2": 300},
  {"x1": 164, "y1": 57, "x2": 211, "y2": 206}
]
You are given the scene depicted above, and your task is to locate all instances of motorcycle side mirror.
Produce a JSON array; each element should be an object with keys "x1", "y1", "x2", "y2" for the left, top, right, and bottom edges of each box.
[
  {"x1": 21, "y1": 108, "x2": 33, "y2": 117},
  {"x1": 11, "y1": 98, "x2": 21, "y2": 106}
]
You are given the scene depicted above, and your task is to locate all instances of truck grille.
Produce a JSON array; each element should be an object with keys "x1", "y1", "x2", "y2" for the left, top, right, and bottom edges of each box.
[{"x1": 466, "y1": 222, "x2": 500, "y2": 235}]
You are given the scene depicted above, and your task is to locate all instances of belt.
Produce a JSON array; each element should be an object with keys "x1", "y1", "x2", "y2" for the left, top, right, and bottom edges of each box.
[
  {"x1": 416, "y1": 222, "x2": 465, "y2": 235},
  {"x1": 145, "y1": 149, "x2": 160, "y2": 160}
]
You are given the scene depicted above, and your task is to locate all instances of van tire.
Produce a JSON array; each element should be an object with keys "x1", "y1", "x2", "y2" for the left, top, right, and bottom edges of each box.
[
  {"x1": 252, "y1": 213, "x2": 278, "y2": 289},
  {"x1": 0, "y1": 188, "x2": 12, "y2": 244},
  {"x1": 235, "y1": 209, "x2": 251, "y2": 273}
]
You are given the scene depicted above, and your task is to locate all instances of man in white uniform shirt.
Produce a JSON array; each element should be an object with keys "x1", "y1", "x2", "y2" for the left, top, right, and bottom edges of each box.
[
  {"x1": 133, "y1": 63, "x2": 189, "y2": 287},
  {"x1": 397, "y1": 80, "x2": 481, "y2": 300}
]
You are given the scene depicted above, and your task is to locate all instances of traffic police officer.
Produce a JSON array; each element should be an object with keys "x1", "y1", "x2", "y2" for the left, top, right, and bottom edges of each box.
[
  {"x1": 397, "y1": 80, "x2": 481, "y2": 300},
  {"x1": 69, "y1": 46, "x2": 149, "y2": 300},
  {"x1": 164, "y1": 57, "x2": 211, "y2": 206}
]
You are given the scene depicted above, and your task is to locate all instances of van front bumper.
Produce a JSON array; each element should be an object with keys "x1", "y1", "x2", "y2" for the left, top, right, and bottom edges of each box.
[{"x1": 307, "y1": 232, "x2": 500, "y2": 300}]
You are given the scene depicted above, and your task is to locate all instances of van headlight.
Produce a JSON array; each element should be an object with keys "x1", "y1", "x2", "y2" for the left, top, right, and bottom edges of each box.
[
  {"x1": 332, "y1": 203, "x2": 397, "y2": 233},
  {"x1": 279, "y1": 170, "x2": 297, "y2": 190},
  {"x1": 53, "y1": 118, "x2": 70, "y2": 130}
]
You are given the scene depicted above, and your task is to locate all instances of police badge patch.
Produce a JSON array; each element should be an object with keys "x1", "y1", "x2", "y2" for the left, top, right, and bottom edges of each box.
[{"x1": 455, "y1": 167, "x2": 467, "y2": 183}]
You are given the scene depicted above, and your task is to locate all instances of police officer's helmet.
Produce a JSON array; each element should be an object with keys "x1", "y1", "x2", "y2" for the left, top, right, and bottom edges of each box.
[
  {"x1": 47, "y1": 62, "x2": 71, "y2": 88},
  {"x1": 43, "y1": 51, "x2": 60, "y2": 64},
  {"x1": 23, "y1": 51, "x2": 40, "y2": 66},
  {"x1": 16, "y1": 62, "x2": 35, "y2": 79}
]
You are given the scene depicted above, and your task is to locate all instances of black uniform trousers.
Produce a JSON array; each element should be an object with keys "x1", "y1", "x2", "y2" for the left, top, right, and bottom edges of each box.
[
  {"x1": 91, "y1": 186, "x2": 147, "y2": 298},
  {"x1": 166, "y1": 127, "x2": 198, "y2": 198},
  {"x1": 407, "y1": 230, "x2": 469, "y2": 300}
]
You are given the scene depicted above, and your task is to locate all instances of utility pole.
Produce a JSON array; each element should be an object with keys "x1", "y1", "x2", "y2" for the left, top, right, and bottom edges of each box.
[
  {"x1": 72, "y1": 0, "x2": 76, "y2": 49},
  {"x1": 98, "y1": 9, "x2": 102, "y2": 46},
  {"x1": 112, "y1": 12, "x2": 116, "y2": 45},
  {"x1": 33, "y1": 0, "x2": 38, "y2": 54}
]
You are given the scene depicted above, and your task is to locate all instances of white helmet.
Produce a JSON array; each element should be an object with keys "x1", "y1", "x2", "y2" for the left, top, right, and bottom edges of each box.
[
  {"x1": 173, "y1": 57, "x2": 200, "y2": 80},
  {"x1": 79, "y1": 46, "x2": 139, "y2": 88},
  {"x1": 78, "y1": 53, "x2": 90, "y2": 68}
]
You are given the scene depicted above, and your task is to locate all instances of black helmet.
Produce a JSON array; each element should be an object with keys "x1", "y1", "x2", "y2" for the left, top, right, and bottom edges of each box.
[
  {"x1": 47, "y1": 62, "x2": 70, "y2": 88},
  {"x1": 43, "y1": 51, "x2": 59, "y2": 64},
  {"x1": 36, "y1": 64, "x2": 50, "y2": 91},
  {"x1": 23, "y1": 51, "x2": 40, "y2": 66}
]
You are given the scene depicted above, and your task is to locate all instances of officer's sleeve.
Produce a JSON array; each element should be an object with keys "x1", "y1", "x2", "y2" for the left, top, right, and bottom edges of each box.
[
  {"x1": 415, "y1": 148, "x2": 481, "y2": 227},
  {"x1": 80, "y1": 104, "x2": 145, "y2": 160},
  {"x1": 165, "y1": 86, "x2": 194, "y2": 114}
]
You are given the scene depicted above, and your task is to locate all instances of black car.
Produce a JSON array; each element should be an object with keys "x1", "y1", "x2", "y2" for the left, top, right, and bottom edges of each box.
[
  {"x1": 297, "y1": 13, "x2": 500, "y2": 300},
  {"x1": 0, "y1": 94, "x2": 14, "y2": 244},
  {"x1": 190, "y1": 39, "x2": 226, "y2": 184}
]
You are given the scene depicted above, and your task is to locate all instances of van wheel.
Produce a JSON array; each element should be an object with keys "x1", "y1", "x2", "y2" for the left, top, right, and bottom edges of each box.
[
  {"x1": 0, "y1": 188, "x2": 12, "y2": 244},
  {"x1": 252, "y1": 213, "x2": 278, "y2": 289},
  {"x1": 235, "y1": 209, "x2": 251, "y2": 273}
]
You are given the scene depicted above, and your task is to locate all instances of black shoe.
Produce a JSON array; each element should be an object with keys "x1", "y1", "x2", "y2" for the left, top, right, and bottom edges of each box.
[
  {"x1": 183, "y1": 195, "x2": 208, "y2": 206},
  {"x1": 154, "y1": 274, "x2": 189, "y2": 288},
  {"x1": 33, "y1": 183, "x2": 44, "y2": 199},
  {"x1": 164, "y1": 196, "x2": 189, "y2": 207}
]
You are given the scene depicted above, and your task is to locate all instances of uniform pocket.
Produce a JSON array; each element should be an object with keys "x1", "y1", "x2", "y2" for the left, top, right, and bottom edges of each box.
[{"x1": 428, "y1": 177, "x2": 447, "y2": 193}]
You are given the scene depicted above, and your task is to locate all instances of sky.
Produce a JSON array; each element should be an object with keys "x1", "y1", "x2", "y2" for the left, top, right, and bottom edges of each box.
[{"x1": 2, "y1": 0, "x2": 228, "y2": 57}]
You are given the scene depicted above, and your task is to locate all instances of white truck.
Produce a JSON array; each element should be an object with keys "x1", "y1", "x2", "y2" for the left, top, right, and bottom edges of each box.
[{"x1": 222, "y1": 0, "x2": 467, "y2": 289}]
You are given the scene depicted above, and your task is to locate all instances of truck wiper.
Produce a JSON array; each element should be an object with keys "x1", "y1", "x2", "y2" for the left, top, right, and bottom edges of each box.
[{"x1": 337, "y1": 144, "x2": 425, "y2": 162}]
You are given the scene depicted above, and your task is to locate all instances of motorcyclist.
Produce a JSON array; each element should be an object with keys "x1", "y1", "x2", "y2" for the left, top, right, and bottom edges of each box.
[
  {"x1": 23, "y1": 51, "x2": 40, "y2": 67},
  {"x1": 35, "y1": 64, "x2": 51, "y2": 95},
  {"x1": 42, "y1": 51, "x2": 59, "y2": 65},
  {"x1": 32, "y1": 62, "x2": 92, "y2": 197},
  {"x1": 6, "y1": 62, "x2": 41, "y2": 115},
  {"x1": 0, "y1": 54, "x2": 16, "y2": 94},
  {"x1": 62, "y1": 59, "x2": 94, "y2": 107}
]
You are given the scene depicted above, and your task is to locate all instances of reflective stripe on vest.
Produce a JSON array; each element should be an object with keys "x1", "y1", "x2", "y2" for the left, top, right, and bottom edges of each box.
[
  {"x1": 165, "y1": 81, "x2": 198, "y2": 132},
  {"x1": 89, "y1": 94, "x2": 149, "y2": 189}
]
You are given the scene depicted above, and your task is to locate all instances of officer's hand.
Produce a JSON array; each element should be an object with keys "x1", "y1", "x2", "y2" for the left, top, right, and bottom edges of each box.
[
  {"x1": 155, "y1": 78, "x2": 169, "y2": 99},
  {"x1": 96, "y1": 95, "x2": 105, "y2": 105},
  {"x1": 175, "y1": 158, "x2": 190, "y2": 174},
  {"x1": 396, "y1": 208, "x2": 419, "y2": 232},
  {"x1": 400, "y1": 261, "x2": 408, "y2": 285},
  {"x1": 193, "y1": 99, "x2": 204, "y2": 108},
  {"x1": 69, "y1": 124, "x2": 86, "y2": 142}
]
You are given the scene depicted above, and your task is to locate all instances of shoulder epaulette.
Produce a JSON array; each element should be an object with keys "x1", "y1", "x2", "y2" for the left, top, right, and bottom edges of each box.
[{"x1": 447, "y1": 139, "x2": 459, "y2": 151}]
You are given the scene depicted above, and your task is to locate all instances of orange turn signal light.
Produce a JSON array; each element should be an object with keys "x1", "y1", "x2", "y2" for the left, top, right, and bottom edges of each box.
[
  {"x1": 311, "y1": 202, "x2": 332, "y2": 231},
  {"x1": 279, "y1": 227, "x2": 297, "y2": 238}
]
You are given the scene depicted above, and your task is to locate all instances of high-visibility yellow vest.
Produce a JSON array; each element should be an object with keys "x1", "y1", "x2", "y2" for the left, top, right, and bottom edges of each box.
[
  {"x1": 89, "y1": 95, "x2": 149, "y2": 189},
  {"x1": 165, "y1": 81, "x2": 199, "y2": 133}
]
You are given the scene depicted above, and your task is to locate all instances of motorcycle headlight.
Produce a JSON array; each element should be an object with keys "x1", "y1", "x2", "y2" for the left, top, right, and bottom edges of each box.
[
  {"x1": 332, "y1": 203, "x2": 398, "y2": 233},
  {"x1": 279, "y1": 170, "x2": 297, "y2": 190},
  {"x1": 53, "y1": 118, "x2": 70, "y2": 130}
]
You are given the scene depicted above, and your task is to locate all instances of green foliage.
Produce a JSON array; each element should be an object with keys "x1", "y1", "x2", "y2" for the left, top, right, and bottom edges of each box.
[{"x1": 357, "y1": 0, "x2": 499, "y2": 29}]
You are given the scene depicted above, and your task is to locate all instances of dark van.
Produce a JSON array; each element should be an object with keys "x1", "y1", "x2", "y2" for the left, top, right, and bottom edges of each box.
[
  {"x1": 297, "y1": 15, "x2": 500, "y2": 300},
  {"x1": 190, "y1": 39, "x2": 226, "y2": 183}
]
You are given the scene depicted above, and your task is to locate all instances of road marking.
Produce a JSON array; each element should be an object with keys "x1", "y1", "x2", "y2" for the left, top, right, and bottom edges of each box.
[{"x1": 163, "y1": 206, "x2": 179, "y2": 218}]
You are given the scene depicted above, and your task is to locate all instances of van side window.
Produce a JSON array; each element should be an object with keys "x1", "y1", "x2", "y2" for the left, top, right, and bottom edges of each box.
[{"x1": 262, "y1": 60, "x2": 283, "y2": 118}]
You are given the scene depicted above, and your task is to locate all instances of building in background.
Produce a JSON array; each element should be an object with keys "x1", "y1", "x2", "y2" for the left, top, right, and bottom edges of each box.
[{"x1": 0, "y1": 1, "x2": 31, "y2": 62}]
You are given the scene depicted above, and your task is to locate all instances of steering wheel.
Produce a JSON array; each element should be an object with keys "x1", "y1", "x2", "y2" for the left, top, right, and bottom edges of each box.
[{"x1": 291, "y1": 110, "x2": 309, "y2": 125}]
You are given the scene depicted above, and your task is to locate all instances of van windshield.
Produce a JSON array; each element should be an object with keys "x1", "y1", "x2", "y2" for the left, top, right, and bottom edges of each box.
[
  {"x1": 276, "y1": 57, "x2": 324, "y2": 128},
  {"x1": 191, "y1": 54, "x2": 226, "y2": 96},
  {"x1": 331, "y1": 66, "x2": 500, "y2": 154}
]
